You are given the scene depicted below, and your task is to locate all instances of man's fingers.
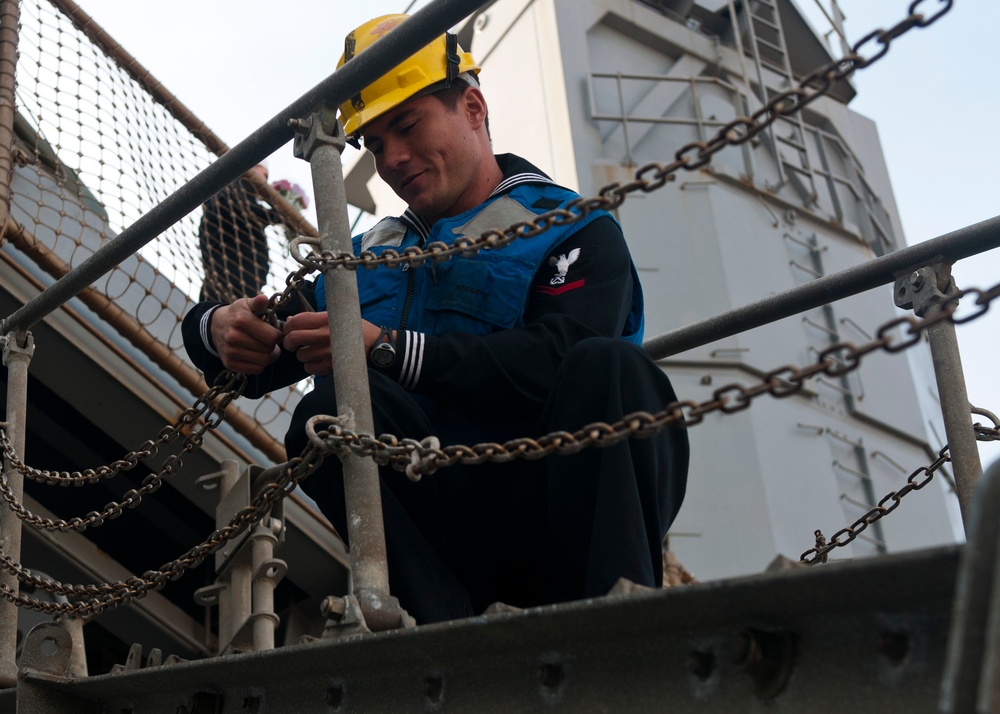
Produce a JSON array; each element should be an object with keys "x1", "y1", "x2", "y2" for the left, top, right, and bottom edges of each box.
[
  {"x1": 282, "y1": 326, "x2": 331, "y2": 353},
  {"x1": 222, "y1": 344, "x2": 281, "y2": 374},
  {"x1": 283, "y1": 310, "x2": 329, "y2": 332}
]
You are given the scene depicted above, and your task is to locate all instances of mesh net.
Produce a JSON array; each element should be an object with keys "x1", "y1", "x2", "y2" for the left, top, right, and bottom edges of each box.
[{"x1": 6, "y1": 0, "x2": 313, "y2": 451}]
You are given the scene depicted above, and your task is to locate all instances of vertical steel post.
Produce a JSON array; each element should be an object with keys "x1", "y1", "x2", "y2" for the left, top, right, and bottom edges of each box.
[
  {"x1": 0, "y1": 0, "x2": 22, "y2": 681},
  {"x1": 250, "y1": 523, "x2": 281, "y2": 651},
  {"x1": 895, "y1": 265, "x2": 982, "y2": 527},
  {"x1": 0, "y1": 331, "x2": 33, "y2": 686},
  {"x1": 924, "y1": 320, "x2": 981, "y2": 523},
  {"x1": 217, "y1": 461, "x2": 247, "y2": 649},
  {"x1": 292, "y1": 109, "x2": 409, "y2": 631}
]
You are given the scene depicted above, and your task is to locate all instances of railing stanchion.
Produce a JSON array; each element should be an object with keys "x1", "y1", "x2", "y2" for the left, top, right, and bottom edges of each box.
[
  {"x1": 895, "y1": 264, "x2": 982, "y2": 528},
  {"x1": 293, "y1": 108, "x2": 411, "y2": 632},
  {"x1": 0, "y1": 331, "x2": 33, "y2": 685}
]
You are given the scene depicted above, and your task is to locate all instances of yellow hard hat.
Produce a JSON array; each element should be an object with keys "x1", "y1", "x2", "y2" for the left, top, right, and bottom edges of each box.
[{"x1": 337, "y1": 15, "x2": 481, "y2": 138}]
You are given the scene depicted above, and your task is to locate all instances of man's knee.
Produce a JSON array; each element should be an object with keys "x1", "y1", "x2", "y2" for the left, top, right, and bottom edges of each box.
[
  {"x1": 555, "y1": 337, "x2": 675, "y2": 410},
  {"x1": 561, "y1": 336, "x2": 645, "y2": 372}
]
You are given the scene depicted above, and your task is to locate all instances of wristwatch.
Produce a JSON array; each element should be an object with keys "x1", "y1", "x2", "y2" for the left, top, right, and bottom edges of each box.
[{"x1": 369, "y1": 326, "x2": 397, "y2": 368}]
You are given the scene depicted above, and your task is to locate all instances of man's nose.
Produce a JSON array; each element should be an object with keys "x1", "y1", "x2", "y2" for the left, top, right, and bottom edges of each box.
[{"x1": 381, "y1": 137, "x2": 410, "y2": 170}]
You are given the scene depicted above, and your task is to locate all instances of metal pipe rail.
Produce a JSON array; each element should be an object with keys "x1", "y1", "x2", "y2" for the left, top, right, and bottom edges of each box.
[
  {"x1": 643, "y1": 214, "x2": 1000, "y2": 359},
  {"x1": 0, "y1": 0, "x2": 490, "y2": 336}
]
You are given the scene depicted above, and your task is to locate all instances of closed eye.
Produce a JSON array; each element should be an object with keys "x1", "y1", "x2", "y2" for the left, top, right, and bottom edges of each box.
[{"x1": 363, "y1": 110, "x2": 421, "y2": 157}]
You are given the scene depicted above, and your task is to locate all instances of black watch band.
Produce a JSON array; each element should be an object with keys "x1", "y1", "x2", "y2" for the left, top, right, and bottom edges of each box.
[{"x1": 369, "y1": 326, "x2": 397, "y2": 368}]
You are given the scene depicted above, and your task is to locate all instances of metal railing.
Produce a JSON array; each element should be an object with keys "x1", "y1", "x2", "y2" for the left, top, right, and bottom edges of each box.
[
  {"x1": 0, "y1": 0, "x2": 988, "y2": 693},
  {"x1": 589, "y1": 67, "x2": 896, "y2": 253},
  {"x1": 643, "y1": 214, "x2": 1000, "y2": 359}
]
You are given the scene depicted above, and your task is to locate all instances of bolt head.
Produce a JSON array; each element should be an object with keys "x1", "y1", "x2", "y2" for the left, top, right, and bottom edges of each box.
[{"x1": 321, "y1": 596, "x2": 347, "y2": 620}]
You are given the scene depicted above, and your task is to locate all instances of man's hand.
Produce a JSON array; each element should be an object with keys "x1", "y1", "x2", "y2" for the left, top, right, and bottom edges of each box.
[
  {"x1": 283, "y1": 314, "x2": 385, "y2": 376},
  {"x1": 209, "y1": 294, "x2": 283, "y2": 374},
  {"x1": 282, "y1": 311, "x2": 333, "y2": 376}
]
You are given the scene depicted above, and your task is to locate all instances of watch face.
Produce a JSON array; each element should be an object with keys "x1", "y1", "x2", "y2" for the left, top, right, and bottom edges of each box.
[{"x1": 371, "y1": 343, "x2": 395, "y2": 368}]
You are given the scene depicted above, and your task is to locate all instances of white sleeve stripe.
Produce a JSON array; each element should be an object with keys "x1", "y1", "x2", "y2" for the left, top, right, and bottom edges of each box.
[
  {"x1": 400, "y1": 331, "x2": 414, "y2": 387},
  {"x1": 412, "y1": 332, "x2": 425, "y2": 387},
  {"x1": 400, "y1": 331, "x2": 417, "y2": 389},
  {"x1": 400, "y1": 330, "x2": 424, "y2": 389},
  {"x1": 201, "y1": 306, "x2": 220, "y2": 358}
]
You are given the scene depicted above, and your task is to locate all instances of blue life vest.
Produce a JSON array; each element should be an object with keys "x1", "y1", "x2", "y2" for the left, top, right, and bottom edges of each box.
[{"x1": 315, "y1": 180, "x2": 644, "y2": 344}]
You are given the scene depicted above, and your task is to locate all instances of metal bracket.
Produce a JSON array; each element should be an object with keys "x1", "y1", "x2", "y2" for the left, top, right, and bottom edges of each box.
[
  {"x1": 319, "y1": 589, "x2": 416, "y2": 639},
  {"x1": 16, "y1": 622, "x2": 100, "y2": 713},
  {"x1": 893, "y1": 263, "x2": 955, "y2": 317},
  {"x1": 320, "y1": 593, "x2": 371, "y2": 640},
  {"x1": 19, "y1": 622, "x2": 74, "y2": 682},
  {"x1": 290, "y1": 107, "x2": 344, "y2": 164},
  {"x1": 1, "y1": 329, "x2": 34, "y2": 366}
]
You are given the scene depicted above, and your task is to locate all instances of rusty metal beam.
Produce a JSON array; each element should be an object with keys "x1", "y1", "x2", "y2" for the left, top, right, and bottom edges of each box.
[
  {"x1": 940, "y1": 459, "x2": 1000, "y2": 711},
  {"x1": 0, "y1": 545, "x2": 962, "y2": 712}
]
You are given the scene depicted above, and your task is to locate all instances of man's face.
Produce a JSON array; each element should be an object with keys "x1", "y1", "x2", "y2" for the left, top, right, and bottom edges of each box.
[{"x1": 361, "y1": 90, "x2": 482, "y2": 224}]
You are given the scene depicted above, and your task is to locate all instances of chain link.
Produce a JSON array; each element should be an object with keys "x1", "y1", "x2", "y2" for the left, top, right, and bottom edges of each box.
[
  {"x1": 799, "y1": 446, "x2": 949, "y2": 565},
  {"x1": 0, "y1": 1, "x2": 958, "y2": 613}
]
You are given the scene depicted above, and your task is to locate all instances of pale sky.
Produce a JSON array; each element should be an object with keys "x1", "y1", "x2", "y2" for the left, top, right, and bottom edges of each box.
[{"x1": 74, "y1": 0, "x2": 999, "y2": 470}]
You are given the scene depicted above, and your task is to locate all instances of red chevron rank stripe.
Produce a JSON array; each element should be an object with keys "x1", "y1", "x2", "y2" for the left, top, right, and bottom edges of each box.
[{"x1": 535, "y1": 279, "x2": 586, "y2": 296}]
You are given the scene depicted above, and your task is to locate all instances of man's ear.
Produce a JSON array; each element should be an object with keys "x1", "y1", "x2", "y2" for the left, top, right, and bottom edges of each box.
[{"x1": 462, "y1": 86, "x2": 489, "y2": 130}]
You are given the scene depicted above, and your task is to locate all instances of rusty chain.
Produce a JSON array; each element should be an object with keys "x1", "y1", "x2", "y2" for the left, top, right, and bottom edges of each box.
[
  {"x1": 0, "y1": 0, "x2": 959, "y2": 613},
  {"x1": 0, "y1": 444, "x2": 327, "y2": 617},
  {"x1": 800, "y1": 416, "x2": 1000, "y2": 565},
  {"x1": 300, "y1": 282, "x2": 1000, "y2": 479},
  {"x1": 0, "y1": 371, "x2": 247, "y2": 533},
  {"x1": 5, "y1": 278, "x2": 992, "y2": 614},
  {"x1": 256, "y1": 0, "x2": 954, "y2": 325}
]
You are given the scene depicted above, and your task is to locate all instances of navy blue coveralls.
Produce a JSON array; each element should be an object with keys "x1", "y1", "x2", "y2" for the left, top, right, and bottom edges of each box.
[{"x1": 183, "y1": 154, "x2": 689, "y2": 624}]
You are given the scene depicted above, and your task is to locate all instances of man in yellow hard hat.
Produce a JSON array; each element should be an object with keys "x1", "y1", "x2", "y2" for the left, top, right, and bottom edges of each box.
[{"x1": 183, "y1": 15, "x2": 689, "y2": 624}]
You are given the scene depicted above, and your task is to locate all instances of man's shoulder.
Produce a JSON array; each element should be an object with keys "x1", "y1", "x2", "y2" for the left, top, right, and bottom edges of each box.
[
  {"x1": 354, "y1": 213, "x2": 429, "y2": 252},
  {"x1": 496, "y1": 153, "x2": 550, "y2": 181},
  {"x1": 494, "y1": 154, "x2": 585, "y2": 207}
]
